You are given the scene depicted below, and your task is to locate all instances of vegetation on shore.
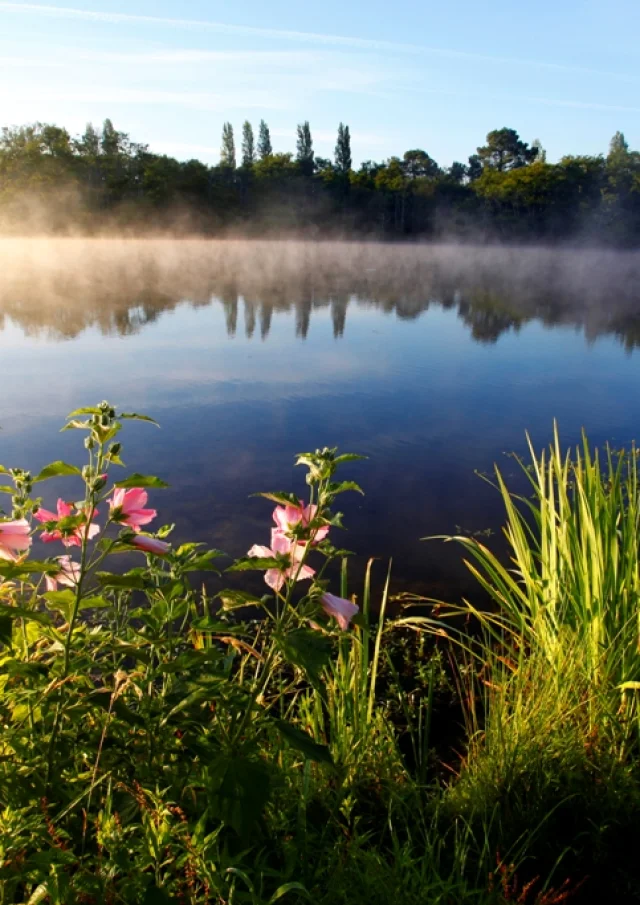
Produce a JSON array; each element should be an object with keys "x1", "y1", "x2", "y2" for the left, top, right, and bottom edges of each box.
[
  {"x1": 1, "y1": 119, "x2": 640, "y2": 242},
  {"x1": 1, "y1": 406, "x2": 640, "y2": 903}
]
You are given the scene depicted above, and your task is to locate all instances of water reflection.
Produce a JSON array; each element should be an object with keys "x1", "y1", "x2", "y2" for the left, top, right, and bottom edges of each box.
[
  {"x1": 1, "y1": 239, "x2": 640, "y2": 348},
  {"x1": 2, "y1": 239, "x2": 640, "y2": 600}
]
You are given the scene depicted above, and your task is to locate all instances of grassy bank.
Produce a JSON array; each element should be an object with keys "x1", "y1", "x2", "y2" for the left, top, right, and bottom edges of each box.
[{"x1": 1, "y1": 407, "x2": 639, "y2": 904}]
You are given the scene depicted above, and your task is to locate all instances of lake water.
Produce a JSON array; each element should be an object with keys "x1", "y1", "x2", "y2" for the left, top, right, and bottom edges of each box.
[{"x1": 2, "y1": 238, "x2": 640, "y2": 601}]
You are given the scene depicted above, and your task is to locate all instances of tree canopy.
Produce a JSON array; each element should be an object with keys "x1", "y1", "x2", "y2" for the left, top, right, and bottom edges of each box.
[{"x1": 1, "y1": 119, "x2": 639, "y2": 245}]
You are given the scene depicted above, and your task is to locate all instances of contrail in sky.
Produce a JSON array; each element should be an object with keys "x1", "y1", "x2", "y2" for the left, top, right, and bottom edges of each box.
[{"x1": 0, "y1": 1, "x2": 635, "y2": 83}]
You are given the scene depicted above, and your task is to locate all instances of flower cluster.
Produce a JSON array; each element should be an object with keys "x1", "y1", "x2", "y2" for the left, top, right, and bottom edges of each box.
[
  {"x1": 248, "y1": 502, "x2": 358, "y2": 631},
  {"x1": 0, "y1": 485, "x2": 169, "y2": 592}
]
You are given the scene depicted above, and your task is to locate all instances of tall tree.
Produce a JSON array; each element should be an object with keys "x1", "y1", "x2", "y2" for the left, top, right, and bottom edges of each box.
[
  {"x1": 335, "y1": 123, "x2": 352, "y2": 174},
  {"x1": 532, "y1": 138, "x2": 547, "y2": 164},
  {"x1": 241, "y1": 121, "x2": 255, "y2": 167},
  {"x1": 220, "y1": 122, "x2": 236, "y2": 169},
  {"x1": 101, "y1": 118, "x2": 121, "y2": 157},
  {"x1": 608, "y1": 130, "x2": 629, "y2": 161},
  {"x1": 448, "y1": 161, "x2": 467, "y2": 184},
  {"x1": 402, "y1": 149, "x2": 439, "y2": 179},
  {"x1": 467, "y1": 154, "x2": 483, "y2": 181},
  {"x1": 296, "y1": 121, "x2": 314, "y2": 175},
  {"x1": 477, "y1": 128, "x2": 538, "y2": 171},
  {"x1": 257, "y1": 119, "x2": 272, "y2": 159},
  {"x1": 79, "y1": 123, "x2": 100, "y2": 158}
]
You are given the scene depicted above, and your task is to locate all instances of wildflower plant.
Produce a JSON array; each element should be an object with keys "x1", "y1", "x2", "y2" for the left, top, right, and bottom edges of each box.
[{"x1": 0, "y1": 403, "x2": 367, "y2": 903}]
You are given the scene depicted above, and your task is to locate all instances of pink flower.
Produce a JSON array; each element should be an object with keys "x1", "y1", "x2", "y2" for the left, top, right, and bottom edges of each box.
[
  {"x1": 248, "y1": 529, "x2": 315, "y2": 592},
  {"x1": 109, "y1": 488, "x2": 157, "y2": 531},
  {"x1": 45, "y1": 556, "x2": 81, "y2": 592},
  {"x1": 130, "y1": 534, "x2": 170, "y2": 555},
  {"x1": 35, "y1": 499, "x2": 100, "y2": 547},
  {"x1": 320, "y1": 593, "x2": 359, "y2": 631},
  {"x1": 272, "y1": 503, "x2": 329, "y2": 544},
  {"x1": 0, "y1": 519, "x2": 32, "y2": 561}
]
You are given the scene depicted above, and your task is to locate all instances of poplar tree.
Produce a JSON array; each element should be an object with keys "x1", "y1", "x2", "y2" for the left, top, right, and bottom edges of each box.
[
  {"x1": 257, "y1": 119, "x2": 272, "y2": 159},
  {"x1": 296, "y1": 121, "x2": 314, "y2": 175},
  {"x1": 334, "y1": 123, "x2": 352, "y2": 174},
  {"x1": 241, "y1": 121, "x2": 255, "y2": 167},
  {"x1": 220, "y1": 122, "x2": 236, "y2": 169}
]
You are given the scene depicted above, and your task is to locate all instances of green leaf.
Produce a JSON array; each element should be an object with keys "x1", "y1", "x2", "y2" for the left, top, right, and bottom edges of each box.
[
  {"x1": 34, "y1": 461, "x2": 82, "y2": 482},
  {"x1": 115, "y1": 474, "x2": 168, "y2": 489},
  {"x1": 253, "y1": 491, "x2": 301, "y2": 506},
  {"x1": 217, "y1": 589, "x2": 262, "y2": 611},
  {"x1": 0, "y1": 615, "x2": 12, "y2": 646},
  {"x1": 120, "y1": 413, "x2": 159, "y2": 426},
  {"x1": 273, "y1": 719, "x2": 333, "y2": 764},
  {"x1": 26, "y1": 884, "x2": 50, "y2": 905},
  {"x1": 277, "y1": 628, "x2": 332, "y2": 684},
  {"x1": 328, "y1": 480, "x2": 364, "y2": 496},
  {"x1": 0, "y1": 485, "x2": 15, "y2": 494},
  {"x1": 269, "y1": 883, "x2": 311, "y2": 903},
  {"x1": 191, "y1": 617, "x2": 242, "y2": 633},
  {"x1": 97, "y1": 571, "x2": 148, "y2": 591},
  {"x1": 61, "y1": 419, "x2": 92, "y2": 432},
  {"x1": 179, "y1": 550, "x2": 225, "y2": 572},
  {"x1": 88, "y1": 690, "x2": 145, "y2": 726},
  {"x1": 0, "y1": 602, "x2": 52, "y2": 626},
  {"x1": 43, "y1": 589, "x2": 75, "y2": 616},
  {"x1": 208, "y1": 753, "x2": 272, "y2": 837},
  {"x1": 619, "y1": 681, "x2": 640, "y2": 692},
  {"x1": 159, "y1": 649, "x2": 223, "y2": 673},
  {"x1": 227, "y1": 557, "x2": 281, "y2": 572},
  {"x1": 142, "y1": 886, "x2": 177, "y2": 905},
  {"x1": 79, "y1": 596, "x2": 111, "y2": 610},
  {"x1": 333, "y1": 453, "x2": 367, "y2": 465},
  {"x1": 66, "y1": 406, "x2": 101, "y2": 417},
  {"x1": 0, "y1": 560, "x2": 58, "y2": 580}
]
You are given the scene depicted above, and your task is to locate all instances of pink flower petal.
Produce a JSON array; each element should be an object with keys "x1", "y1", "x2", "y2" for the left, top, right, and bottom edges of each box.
[
  {"x1": 270, "y1": 530, "x2": 292, "y2": 555},
  {"x1": 287, "y1": 563, "x2": 315, "y2": 582},
  {"x1": 56, "y1": 499, "x2": 74, "y2": 518},
  {"x1": 248, "y1": 544, "x2": 274, "y2": 559},
  {"x1": 320, "y1": 593, "x2": 359, "y2": 631},
  {"x1": 131, "y1": 535, "x2": 170, "y2": 555},
  {"x1": 34, "y1": 508, "x2": 57, "y2": 524},
  {"x1": 264, "y1": 568, "x2": 285, "y2": 592}
]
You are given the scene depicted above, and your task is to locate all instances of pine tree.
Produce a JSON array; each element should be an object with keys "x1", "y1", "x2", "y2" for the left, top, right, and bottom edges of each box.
[
  {"x1": 257, "y1": 119, "x2": 272, "y2": 159},
  {"x1": 334, "y1": 123, "x2": 352, "y2": 174},
  {"x1": 532, "y1": 138, "x2": 547, "y2": 163},
  {"x1": 101, "y1": 118, "x2": 121, "y2": 157},
  {"x1": 220, "y1": 122, "x2": 236, "y2": 169},
  {"x1": 608, "y1": 131, "x2": 629, "y2": 167},
  {"x1": 296, "y1": 121, "x2": 314, "y2": 175},
  {"x1": 80, "y1": 123, "x2": 100, "y2": 158},
  {"x1": 241, "y1": 121, "x2": 255, "y2": 168}
]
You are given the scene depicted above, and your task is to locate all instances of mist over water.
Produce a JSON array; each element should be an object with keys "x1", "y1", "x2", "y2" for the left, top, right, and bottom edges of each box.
[{"x1": 2, "y1": 238, "x2": 640, "y2": 598}]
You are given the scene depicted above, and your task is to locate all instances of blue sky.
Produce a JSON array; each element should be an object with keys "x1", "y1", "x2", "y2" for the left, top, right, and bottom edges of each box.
[{"x1": 1, "y1": 0, "x2": 638, "y2": 167}]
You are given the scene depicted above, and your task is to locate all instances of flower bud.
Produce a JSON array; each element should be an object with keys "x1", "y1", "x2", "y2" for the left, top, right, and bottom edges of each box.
[
  {"x1": 92, "y1": 475, "x2": 107, "y2": 492},
  {"x1": 109, "y1": 442, "x2": 121, "y2": 456},
  {"x1": 84, "y1": 436, "x2": 95, "y2": 450}
]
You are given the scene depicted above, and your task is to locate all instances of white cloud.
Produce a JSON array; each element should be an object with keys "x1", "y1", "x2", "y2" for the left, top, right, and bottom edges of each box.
[{"x1": 0, "y1": 2, "x2": 635, "y2": 82}]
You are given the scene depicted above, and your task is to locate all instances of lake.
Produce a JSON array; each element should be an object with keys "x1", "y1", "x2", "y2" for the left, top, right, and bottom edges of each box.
[{"x1": 2, "y1": 238, "x2": 640, "y2": 601}]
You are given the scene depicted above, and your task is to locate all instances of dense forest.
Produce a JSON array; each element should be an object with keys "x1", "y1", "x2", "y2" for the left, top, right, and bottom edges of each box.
[{"x1": 1, "y1": 117, "x2": 639, "y2": 243}]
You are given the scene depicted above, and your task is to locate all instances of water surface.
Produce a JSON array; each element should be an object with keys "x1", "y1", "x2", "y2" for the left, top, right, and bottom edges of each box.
[{"x1": 2, "y1": 239, "x2": 640, "y2": 600}]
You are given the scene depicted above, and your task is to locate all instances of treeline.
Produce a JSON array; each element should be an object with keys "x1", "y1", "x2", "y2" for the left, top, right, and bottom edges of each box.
[{"x1": 1, "y1": 118, "x2": 639, "y2": 243}]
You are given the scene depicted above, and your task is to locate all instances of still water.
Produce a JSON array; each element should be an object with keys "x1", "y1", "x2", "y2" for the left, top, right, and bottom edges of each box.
[{"x1": 2, "y1": 239, "x2": 640, "y2": 600}]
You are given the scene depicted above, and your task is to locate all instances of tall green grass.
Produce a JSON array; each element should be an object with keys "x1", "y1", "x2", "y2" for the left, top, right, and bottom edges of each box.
[{"x1": 439, "y1": 427, "x2": 640, "y2": 901}]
